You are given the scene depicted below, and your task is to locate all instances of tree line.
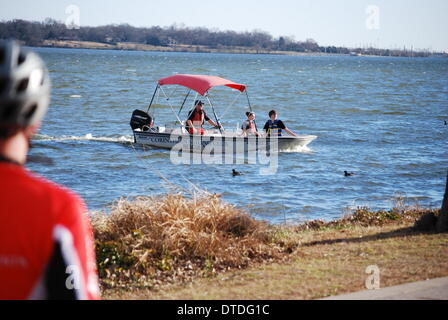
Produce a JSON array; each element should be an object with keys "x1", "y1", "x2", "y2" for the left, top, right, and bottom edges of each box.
[{"x1": 0, "y1": 19, "x2": 438, "y2": 57}]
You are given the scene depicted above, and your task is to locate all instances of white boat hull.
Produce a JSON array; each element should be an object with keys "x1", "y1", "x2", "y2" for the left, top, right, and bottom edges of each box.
[{"x1": 133, "y1": 130, "x2": 317, "y2": 152}]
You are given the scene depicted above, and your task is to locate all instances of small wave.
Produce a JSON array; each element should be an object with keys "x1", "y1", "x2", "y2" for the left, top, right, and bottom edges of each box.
[
  {"x1": 352, "y1": 139, "x2": 368, "y2": 143},
  {"x1": 33, "y1": 133, "x2": 134, "y2": 145},
  {"x1": 383, "y1": 111, "x2": 408, "y2": 115},
  {"x1": 193, "y1": 68, "x2": 210, "y2": 72},
  {"x1": 338, "y1": 108, "x2": 383, "y2": 114},
  {"x1": 70, "y1": 95, "x2": 82, "y2": 98},
  {"x1": 140, "y1": 152, "x2": 171, "y2": 160}
]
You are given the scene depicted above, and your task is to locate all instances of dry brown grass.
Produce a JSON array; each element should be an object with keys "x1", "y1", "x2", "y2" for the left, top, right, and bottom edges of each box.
[
  {"x1": 103, "y1": 223, "x2": 448, "y2": 300},
  {"x1": 91, "y1": 193, "x2": 284, "y2": 289},
  {"x1": 92, "y1": 193, "x2": 446, "y2": 299}
]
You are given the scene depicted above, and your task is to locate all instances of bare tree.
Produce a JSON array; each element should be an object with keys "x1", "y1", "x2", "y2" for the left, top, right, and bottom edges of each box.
[{"x1": 0, "y1": 19, "x2": 436, "y2": 56}]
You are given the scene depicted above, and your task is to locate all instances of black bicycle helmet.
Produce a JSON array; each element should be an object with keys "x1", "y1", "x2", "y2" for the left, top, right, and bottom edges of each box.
[{"x1": 0, "y1": 40, "x2": 50, "y2": 137}]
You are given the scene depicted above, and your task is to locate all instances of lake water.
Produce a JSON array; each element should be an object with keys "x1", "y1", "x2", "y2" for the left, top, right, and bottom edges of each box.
[{"x1": 28, "y1": 48, "x2": 448, "y2": 224}]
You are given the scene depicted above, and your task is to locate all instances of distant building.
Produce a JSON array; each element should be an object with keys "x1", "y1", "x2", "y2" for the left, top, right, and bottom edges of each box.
[{"x1": 168, "y1": 38, "x2": 177, "y2": 46}]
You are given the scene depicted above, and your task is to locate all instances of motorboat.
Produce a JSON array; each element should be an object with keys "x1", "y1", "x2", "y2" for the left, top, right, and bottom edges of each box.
[{"x1": 130, "y1": 74, "x2": 317, "y2": 153}]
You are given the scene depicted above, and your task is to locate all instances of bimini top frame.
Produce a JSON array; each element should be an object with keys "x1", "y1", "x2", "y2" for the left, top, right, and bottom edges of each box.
[{"x1": 146, "y1": 74, "x2": 254, "y2": 134}]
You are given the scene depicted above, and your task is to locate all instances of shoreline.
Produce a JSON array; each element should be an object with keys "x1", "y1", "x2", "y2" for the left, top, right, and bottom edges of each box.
[
  {"x1": 91, "y1": 193, "x2": 447, "y2": 300},
  {"x1": 102, "y1": 210, "x2": 448, "y2": 300},
  {"x1": 39, "y1": 40, "x2": 393, "y2": 58}
]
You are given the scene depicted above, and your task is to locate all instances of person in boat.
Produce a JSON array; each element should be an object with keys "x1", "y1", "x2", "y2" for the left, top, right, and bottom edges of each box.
[
  {"x1": 241, "y1": 112, "x2": 260, "y2": 137},
  {"x1": 142, "y1": 117, "x2": 157, "y2": 133},
  {"x1": 186, "y1": 100, "x2": 219, "y2": 135},
  {"x1": 263, "y1": 110, "x2": 297, "y2": 137}
]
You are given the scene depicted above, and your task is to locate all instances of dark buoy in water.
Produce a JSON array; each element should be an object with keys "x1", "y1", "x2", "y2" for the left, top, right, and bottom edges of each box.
[
  {"x1": 344, "y1": 171, "x2": 354, "y2": 177},
  {"x1": 232, "y1": 169, "x2": 241, "y2": 176},
  {"x1": 445, "y1": 120, "x2": 447, "y2": 125}
]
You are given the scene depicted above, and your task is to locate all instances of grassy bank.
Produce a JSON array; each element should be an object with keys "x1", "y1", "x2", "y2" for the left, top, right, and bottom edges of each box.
[
  {"x1": 91, "y1": 193, "x2": 448, "y2": 300},
  {"x1": 42, "y1": 40, "x2": 339, "y2": 56}
]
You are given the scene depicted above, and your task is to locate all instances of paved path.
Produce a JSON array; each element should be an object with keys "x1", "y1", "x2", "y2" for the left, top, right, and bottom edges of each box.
[{"x1": 322, "y1": 277, "x2": 448, "y2": 300}]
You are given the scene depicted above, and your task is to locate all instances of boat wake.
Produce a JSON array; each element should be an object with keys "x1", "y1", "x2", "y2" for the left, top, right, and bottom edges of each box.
[
  {"x1": 279, "y1": 145, "x2": 314, "y2": 153},
  {"x1": 33, "y1": 133, "x2": 134, "y2": 145}
]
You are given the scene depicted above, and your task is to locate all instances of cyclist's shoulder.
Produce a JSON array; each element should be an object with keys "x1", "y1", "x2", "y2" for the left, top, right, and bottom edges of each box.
[
  {"x1": 27, "y1": 170, "x2": 87, "y2": 225},
  {"x1": 4, "y1": 165, "x2": 84, "y2": 211},
  {"x1": 30, "y1": 169, "x2": 77, "y2": 197}
]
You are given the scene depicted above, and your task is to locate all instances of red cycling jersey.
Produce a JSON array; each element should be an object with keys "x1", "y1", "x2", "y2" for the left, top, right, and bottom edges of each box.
[{"x1": 0, "y1": 162, "x2": 100, "y2": 300}]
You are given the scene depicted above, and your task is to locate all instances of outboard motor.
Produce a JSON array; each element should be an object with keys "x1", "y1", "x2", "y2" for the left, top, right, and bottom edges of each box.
[{"x1": 130, "y1": 109, "x2": 153, "y2": 130}]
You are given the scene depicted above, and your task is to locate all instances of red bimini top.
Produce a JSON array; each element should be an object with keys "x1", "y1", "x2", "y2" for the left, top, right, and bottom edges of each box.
[
  {"x1": 158, "y1": 74, "x2": 246, "y2": 96},
  {"x1": 0, "y1": 163, "x2": 100, "y2": 300}
]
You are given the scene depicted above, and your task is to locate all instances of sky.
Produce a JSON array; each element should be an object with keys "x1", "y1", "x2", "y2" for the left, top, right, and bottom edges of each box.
[{"x1": 1, "y1": 0, "x2": 447, "y2": 51}]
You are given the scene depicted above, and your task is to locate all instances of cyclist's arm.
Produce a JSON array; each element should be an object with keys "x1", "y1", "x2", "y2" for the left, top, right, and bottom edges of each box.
[{"x1": 31, "y1": 194, "x2": 100, "y2": 300}]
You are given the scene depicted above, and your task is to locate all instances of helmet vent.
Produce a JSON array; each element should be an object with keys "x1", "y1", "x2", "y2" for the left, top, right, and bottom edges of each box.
[
  {"x1": 16, "y1": 78, "x2": 29, "y2": 93},
  {"x1": 17, "y1": 53, "x2": 26, "y2": 65},
  {"x1": 0, "y1": 48, "x2": 4, "y2": 65},
  {"x1": 23, "y1": 104, "x2": 37, "y2": 121},
  {"x1": 0, "y1": 78, "x2": 8, "y2": 94},
  {"x1": 1, "y1": 103, "x2": 16, "y2": 120}
]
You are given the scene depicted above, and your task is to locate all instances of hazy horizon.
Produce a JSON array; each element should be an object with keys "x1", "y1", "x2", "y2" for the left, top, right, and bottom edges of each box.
[{"x1": 1, "y1": 0, "x2": 447, "y2": 52}]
